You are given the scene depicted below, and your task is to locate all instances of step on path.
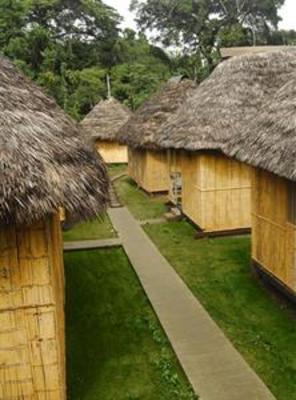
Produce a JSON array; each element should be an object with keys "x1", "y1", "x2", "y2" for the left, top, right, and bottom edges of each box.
[{"x1": 108, "y1": 207, "x2": 276, "y2": 400}]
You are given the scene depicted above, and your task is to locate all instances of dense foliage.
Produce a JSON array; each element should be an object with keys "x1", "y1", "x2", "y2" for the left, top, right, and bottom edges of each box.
[
  {"x1": 131, "y1": 0, "x2": 292, "y2": 71},
  {"x1": 0, "y1": 0, "x2": 177, "y2": 119},
  {"x1": 0, "y1": 0, "x2": 295, "y2": 119}
]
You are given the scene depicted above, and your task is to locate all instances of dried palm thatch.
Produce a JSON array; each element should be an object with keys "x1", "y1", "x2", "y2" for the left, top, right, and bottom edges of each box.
[
  {"x1": 118, "y1": 78, "x2": 197, "y2": 149},
  {"x1": 157, "y1": 49, "x2": 296, "y2": 151},
  {"x1": 224, "y1": 72, "x2": 296, "y2": 181},
  {"x1": 220, "y1": 46, "x2": 296, "y2": 59},
  {"x1": 81, "y1": 97, "x2": 132, "y2": 142},
  {"x1": 0, "y1": 57, "x2": 109, "y2": 226}
]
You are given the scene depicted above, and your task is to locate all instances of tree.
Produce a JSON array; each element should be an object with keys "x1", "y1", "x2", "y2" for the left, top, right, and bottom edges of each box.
[
  {"x1": 0, "y1": 0, "x2": 121, "y2": 72},
  {"x1": 218, "y1": 24, "x2": 250, "y2": 47},
  {"x1": 130, "y1": 0, "x2": 285, "y2": 71},
  {"x1": 111, "y1": 61, "x2": 169, "y2": 110},
  {"x1": 0, "y1": 0, "x2": 123, "y2": 118},
  {"x1": 0, "y1": 0, "x2": 201, "y2": 119},
  {"x1": 270, "y1": 29, "x2": 296, "y2": 45},
  {"x1": 0, "y1": 0, "x2": 28, "y2": 47},
  {"x1": 108, "y1": 30, "x2": 172, "y2": 110}
]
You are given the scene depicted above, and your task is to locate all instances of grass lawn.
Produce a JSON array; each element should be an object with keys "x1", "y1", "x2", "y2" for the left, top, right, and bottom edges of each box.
[
  {"x1": 114, "y1": 176, "x2": 167, "y2": 220},
  {"x1": 65, "y1": 248, "x2": 196, "y2": 400},
  {"x1": 144, "y1": 221, "x2": 296, "y2": 400},
  {"x1": 63, "y1": 215, "x2": 116, "y2": 241},
  {"x1": 108, "y1": 163, "x2": 128, "y2": 178}
]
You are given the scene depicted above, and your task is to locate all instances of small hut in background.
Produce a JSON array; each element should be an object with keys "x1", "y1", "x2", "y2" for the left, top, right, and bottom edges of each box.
[
  {"x1": 118, "y1": 77, "x2": 196, "y2": 194},
  {"x1": 224, "y1": 73, "x2": 296, "y2": 296},
  {"x1": 157, "y1": 50, "x2": 296, "y2": 234},
  {"x1": 0, "y1": 58, "x2": 109, "y2": 399},
  {"x1": 81, "y1": 97, "x2": 131, "y2": 164}
]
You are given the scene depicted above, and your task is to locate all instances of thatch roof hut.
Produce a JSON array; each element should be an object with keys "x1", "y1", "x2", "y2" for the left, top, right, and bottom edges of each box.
[
  {"x1": 118, "y1": 77, "x2": 196, "y2": 193},
  {"x1": 158, "y1": 50, "x2": 296, "y2": 152},
  {"x1": 119, "y1": 77, "x2": 196, "y2": 150},
  {"x1": 0, "y1": 57, "x2": 109, "y2": 399},
  {"x1": 0, "y1": 59, "x2": 109, "y2": 225},
  {"x1": 156, "y1": 50, "x2": 296, "y2": 233},
  {"x1": 81, "y1": 97, "x2": 131, "y2": 163},
  {"x1": 224, "y1": 73, "x2": 296, "y2": 295}
]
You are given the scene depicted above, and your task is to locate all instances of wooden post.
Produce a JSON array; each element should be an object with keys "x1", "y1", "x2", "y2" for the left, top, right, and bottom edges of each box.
[
  {"x1": 107, "y1": 74, "x2": 111, "y2": 99},
  {"x1": 0, "y1": 213, "x2": 65, "y2": 400}
]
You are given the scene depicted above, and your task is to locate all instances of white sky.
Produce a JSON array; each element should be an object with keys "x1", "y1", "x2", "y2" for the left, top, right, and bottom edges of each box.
[
  {"x1": 105, "y1": 0, "x2": 137, "y2": 30},
  {"x1": 278, "y1": 0, "x2": 296, "y2": 30},
  {"x1": 104, "y1": 0, "x2": 296, "y2": 31}
]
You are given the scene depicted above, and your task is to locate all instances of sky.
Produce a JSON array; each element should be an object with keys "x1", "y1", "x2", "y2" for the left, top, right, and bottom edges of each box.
[
  {"x1": 104, "y1": 0, "x2": 296, "y2": 31},
  {"x1": 105, "y1": 0, "x2": 137, "y2": 30}
]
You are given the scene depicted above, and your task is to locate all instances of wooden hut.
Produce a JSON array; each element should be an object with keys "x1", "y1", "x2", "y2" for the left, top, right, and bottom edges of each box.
[
  {"x1": 156, "y1": 50, "x2": 296, "y2": 234},
  {"x1": 224, "y1": 73, "x2": 296, "y2": 296},
  {"x1": 0, "y1": 58, "x2": 109, "y2": 399},
  {"x1": 81, "y1": 97, "x2": 131, "y2": 164},
  {"x1": 118, "y1": 77, "x2": 196, "y2": 194}
]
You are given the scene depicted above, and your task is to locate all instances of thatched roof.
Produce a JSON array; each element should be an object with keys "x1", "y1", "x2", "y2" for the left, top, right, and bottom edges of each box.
[
  {"x1": 220, "y1": 46, "x2": 296, "y2": 59},
  {"x1": 156, "y1": 49, "x2": 296, "y2": 152},
  {"x1": 117, "y1": 78, "x2": 196, "y2": 150},
  {"x1": 223, "y1": 72, "x2": 296, "y2": 182},
  {"x1": 0, "y1": 57, "x2": 109, "y2": 226},
  {"x1": 81, "y1": 97, "x2": 132, "y2": 142}
]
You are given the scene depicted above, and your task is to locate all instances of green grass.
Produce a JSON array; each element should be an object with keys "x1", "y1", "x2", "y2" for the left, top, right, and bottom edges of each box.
[
  {"x1": 108, "y1": 163, "x2": 128, "y2": 178},
  {"x1": 65, "y1": 248, "x2": 196, "y2": 400},
  {"x1": 114, "y1": 177, "x2": 167, "y2": 220},
  {"x1": 144, "y1": 221, "x2": 296, "y2": 400},
  {"x1": 63, "y1": 215, "x2": 116, "y2": 241}
]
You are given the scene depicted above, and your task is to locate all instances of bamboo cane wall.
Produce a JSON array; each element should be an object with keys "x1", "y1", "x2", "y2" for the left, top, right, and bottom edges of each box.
[
  {"x1": 252, "y1": 169, "x2": 296, "y2": 293},
  {"x1": 95, "y1": 140, "x2": 128, "y2": 164},
  {"x1": 0, "y1": 213, "x2": 66, "y2": 400},
  {"x1": 167, "y1": 150, "x2": 183, "y2": 205},
  {"x1": 181, "y1": 151, "x2": 251, "y2": 232},
  {"x1": 128, "y1": 147, "x2": 169, "y2": 193}
]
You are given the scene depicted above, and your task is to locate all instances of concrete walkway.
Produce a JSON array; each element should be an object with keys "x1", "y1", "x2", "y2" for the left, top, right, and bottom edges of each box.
[
  {"x1": 64, "y1": 238, "x2": 121, "y2": 252},
  {"x1": 108, "y1": 207, "x2": 275, "y2": 400}
]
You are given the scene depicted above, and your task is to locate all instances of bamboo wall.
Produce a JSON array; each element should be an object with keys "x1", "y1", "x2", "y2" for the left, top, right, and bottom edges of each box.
[
  {"x1": 0, "y1": 213, "x2": 66, "y2": 400},
  {"x1": 128, "y1": 147, "x2": 169, "y2": 193},
  {"x1": 95, "y1": 140, "x2": 128, "y2": 164},
  {"x1": 252, "y1": 169, "x2": 296, "y2": 293},
  {"x1": 181, "y1": 151, "x2": 251, "y2": 232},
  {"x1": 167, "y1": 150, "x2": 183, "y2": 205}
]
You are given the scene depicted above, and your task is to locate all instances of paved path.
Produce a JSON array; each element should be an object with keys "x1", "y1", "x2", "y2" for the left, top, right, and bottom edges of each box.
[
  {"x1": 64, "y1": 238, "x2": 121, "y2": 252},
  {"x1": 108, "y1": 207, "x2": 275, "y2": 400},
  {"x1": 109, "y1": 181, "x2": 122, "y2": 208}
]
